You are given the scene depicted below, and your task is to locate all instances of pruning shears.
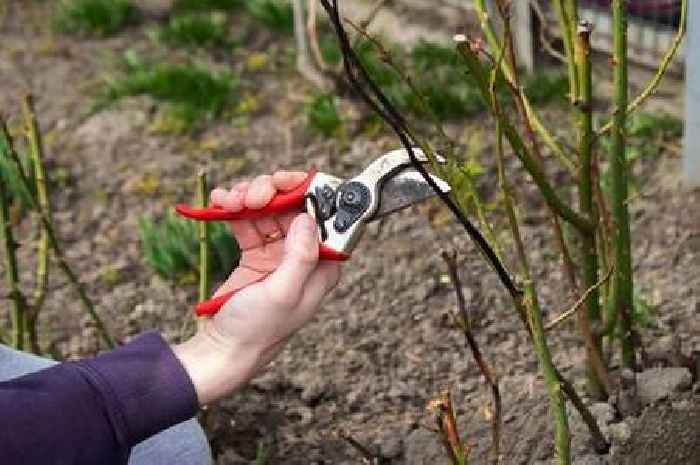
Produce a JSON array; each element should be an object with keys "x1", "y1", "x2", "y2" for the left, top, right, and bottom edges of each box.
[{"x1": 176, "y1": 148, "x2": 450, "y2": 317}]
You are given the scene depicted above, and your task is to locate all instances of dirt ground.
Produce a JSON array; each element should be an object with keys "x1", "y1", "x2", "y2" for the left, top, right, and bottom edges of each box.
[{"x1": 1, "y1": 2, "x2": 699, "y2": 464}]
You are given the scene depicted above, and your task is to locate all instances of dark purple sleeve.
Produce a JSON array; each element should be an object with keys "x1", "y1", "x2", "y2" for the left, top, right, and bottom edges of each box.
[{"x1": 0, "y1": 332, "x2": 198, "y2": 465}]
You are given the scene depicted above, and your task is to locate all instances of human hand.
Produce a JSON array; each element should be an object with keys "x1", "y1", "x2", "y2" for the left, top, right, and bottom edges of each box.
[{"x1": 173, "y1": 172, "x2": 342, "y2": 404}]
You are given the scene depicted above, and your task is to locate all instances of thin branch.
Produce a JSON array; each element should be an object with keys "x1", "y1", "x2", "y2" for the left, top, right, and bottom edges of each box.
[
  {"x1": 321, "y1": 4, "x2": 608, "y2": 453},
  {"x1": 196, "y1": 169, "x2": 210, "y2": 303},
  {"x1": 472, "y1": 0, "x2": 574, "y2": 173},
  {"x1": 0, "y1": 116, "x2": 116, "y2": 348},
  {"x1": 320, "y1": 0, "x2": 521, "y2": 302},
  {"x1": 524, "y1": 283, "x2": 571, "y2": 465},
  {"x1": 442, "y1": 250, "x2": 501, "y2": 465},
  {"x1": 551, "y1": 0, "x2": 580, "y2": 104},
  {"x1": 0, "y1": 143, "x2": 27, "y2": 350},
  {"x1": 455, "y1": 37, "x2": 593, "y2": 233},
  {"x1": 343, "y1": 18, "x2": 454, "y2": 146},
  {"x1": 546, "y1": 265, "x2": 614, "y2": 331},
  {"x1": 339, "y1": 431, "x2": 388, "y2": 465},
  {"x1": 427, "y1": 390, "x2": 470, "y2": 465},
  {"x1": 492, "y1": 3, "x2": 581, "y2": 293},
  {"x1": 557, "y1": 372, "x2": 610, "y2": 454},
  {"x1": 22, "y1": 94, "x2": 51, "y2": 354},
  {"x1": 598, "y1": 0, "x2": 687, "y2": 136}
]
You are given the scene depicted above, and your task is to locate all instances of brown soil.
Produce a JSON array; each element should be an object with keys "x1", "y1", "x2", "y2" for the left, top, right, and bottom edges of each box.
[
  {"x1": 1, "y1": 2, "x2": 699, "y2": 464},
  {"x1": 611, "y1": 401, "x2": 700, "y2": 465}
]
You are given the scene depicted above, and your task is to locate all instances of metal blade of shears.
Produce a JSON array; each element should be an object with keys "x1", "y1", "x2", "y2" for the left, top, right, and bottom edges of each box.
[{"x1": 371, "y1": 169, "x2": 451, "y2": 220}]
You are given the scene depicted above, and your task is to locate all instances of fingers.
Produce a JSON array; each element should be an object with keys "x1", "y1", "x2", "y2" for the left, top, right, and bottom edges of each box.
[
  {"x1": 263, "y1": 214, "x2": 319, "y2": 306},
  {"x1": 245, "y1": 175, "x2": 275, "y2": 210},
  {"x1": 211, "y1": 182, "x2": 249, "y2": 212},
  {"x1": 272, "y1": 171, "x2": 307, "y2": 192},
  {"x1": 210, "y1": 171, "x2": 307, "y2": 249},
  {"x1": 212, "y1": 171, "x2": 307, "y2": 211}
]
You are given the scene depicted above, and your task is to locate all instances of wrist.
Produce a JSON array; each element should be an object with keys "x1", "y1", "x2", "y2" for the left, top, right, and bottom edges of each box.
[{"x1": 171, "y1": 321, "x2": 261, "y2": 405}]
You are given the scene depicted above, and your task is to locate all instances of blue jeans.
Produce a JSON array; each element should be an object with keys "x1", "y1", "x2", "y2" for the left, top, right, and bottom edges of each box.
[{"x1": 0, "y1": 345, "x2": 212, "y2": 465}]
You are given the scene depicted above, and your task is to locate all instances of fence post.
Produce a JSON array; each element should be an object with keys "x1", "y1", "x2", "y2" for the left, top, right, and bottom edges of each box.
[
  {"x1": 684, "y1": 0, "x2": 700, "y2": 187},
  {"x1": 484, "y1": 0, "x2": 534, "y2": 73},
  {"x1": 513, "y1": 0, "x2": 534, "y2": 73}
]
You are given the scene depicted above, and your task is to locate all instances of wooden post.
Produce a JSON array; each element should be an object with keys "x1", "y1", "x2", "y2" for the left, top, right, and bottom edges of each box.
[
  {"x1": 683, "y1": 0, "x2": 700, "y2": 187},
  {"x1": 513, "y1": 0, "x2": 534, "y2": 73}
]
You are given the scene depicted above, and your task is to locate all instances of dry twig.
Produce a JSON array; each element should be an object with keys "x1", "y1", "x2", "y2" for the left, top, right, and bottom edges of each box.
[
  {"x1": 442, "y1": 250, "x2": 501, "y2": 465},
  {"x1": 546, "y1": 265, "x2": 615, "y2": 331}
]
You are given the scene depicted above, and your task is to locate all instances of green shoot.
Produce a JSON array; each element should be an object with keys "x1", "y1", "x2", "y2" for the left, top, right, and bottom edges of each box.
[
  {"x1": 54, "y1": 0, "x2": 135, "y2": 36},
  {"x1": 101, "y1": 54, "x2": 238, "y2": 130},
  {"x1": 599, "y1": 112, "x2": 682, "y2": 197},
  {"x1": 174, "y1": 0, "x2": 242, "y2": 12},
  {"x1": 245, "y1": 0, "x2": 294, "y2": 35},
  {"x1": 255, "y1": 441, "x2": 269, "y2": 465},
  {"x1": 305, "y1": 94, "x2": 343, "y2": 137},
  {"x1": 0, "y1": 135, "x2": 35, "y2": 211},
  {"x1": 157, "y1": 12, "x2": 232, "y2": 49},
  {"x1": 523, "y1": 72, "x2": 569, "y2": 106},
  {"x1": 139, "y1": 211, "x2": 239, "y2": 280}
]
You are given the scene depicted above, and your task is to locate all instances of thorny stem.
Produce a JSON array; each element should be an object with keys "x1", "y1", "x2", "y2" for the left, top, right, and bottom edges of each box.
[
  {"x1": 524, "y1": 284, "x2": 571, "y2": 465},
  {"x1": 442, "y1": 250, "x2": 501, "y2": 465},
  {"x1": 611, "y1": 0, "x2": 636, "y2": 370},
  {"x1": 552, "y1": 0, "x2": 580, "y2": 104},
  {"x1": 455, "y1": 39, "x2": 593, "y2": 234},
  {"x1": 0, "y1": 152, "x2": 26, "y2": 350},
  {"x1": 492, "y1": 2, "x2": 582, "y2": 311},
  {"x1": 196, "y1": 170, "x2": 210, "y2": 304},
  {"x1": 321, "y1": 0, "x2": 608, "y2": 455},
  {"x1": 0, "y1": 116, "x2": 116, "y2": 348},
  {"x1": 478, "y1": 8, "x2": 608, "y2": 452},
  {"x1": 319, "y1": 0, "x2": 521, "y2": 302},
  {"x1": 575, "y1": 23, "x2": 609, "y2": 398},
  {"x1": 492, "y1": 59, "x2": 610, "y2": 460},
  {"x1": 497, "y1": 80, "x2": 608, "y2": 456},
  {"x1": 598, "y1": 0, "x2": 687, "y2": 136},
  {"x1": 490, "y1": 81, "x2": 570, "y2": 464},
  {"x1": 23, "y1": 94, "x2": 51, "y2": 354},
  {"x1": 472, "y1": 0, "x2": 574, "y2": 173},
  {"x1": 497, "y1": 117, "x2": 573, "y2": 464}
]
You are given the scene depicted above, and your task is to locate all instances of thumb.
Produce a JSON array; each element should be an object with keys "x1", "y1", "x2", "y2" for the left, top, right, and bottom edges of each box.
[{"x1": 262, "y1": 213, "x2": 320, "y2": 305}]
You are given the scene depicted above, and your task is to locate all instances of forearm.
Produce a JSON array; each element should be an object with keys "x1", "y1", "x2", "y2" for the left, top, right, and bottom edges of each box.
[{"x1": 0, "y1": 332, "x2": 197, "y2": 465}]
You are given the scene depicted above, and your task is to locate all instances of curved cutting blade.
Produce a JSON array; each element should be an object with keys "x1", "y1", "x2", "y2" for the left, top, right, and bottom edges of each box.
[{"x1": 373, "y1": 169, "x2": 451, "y2": 220}]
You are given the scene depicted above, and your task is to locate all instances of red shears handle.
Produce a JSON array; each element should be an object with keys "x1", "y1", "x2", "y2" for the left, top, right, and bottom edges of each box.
[
  {"x1": 175, "y1": 169, "x2": 317, "y2": 221},
  {"x1": 175, "y1": 169, "x2": 349, "y2": 317}
]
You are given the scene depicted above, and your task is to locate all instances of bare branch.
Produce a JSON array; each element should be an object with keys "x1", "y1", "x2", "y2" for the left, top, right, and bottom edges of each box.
[
  {"x1": 442, "y1": 250, "x2": 501, "y2": 465},
  {"x1": 546, "y1": 265, "x2": 615, "y2": 331}
]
